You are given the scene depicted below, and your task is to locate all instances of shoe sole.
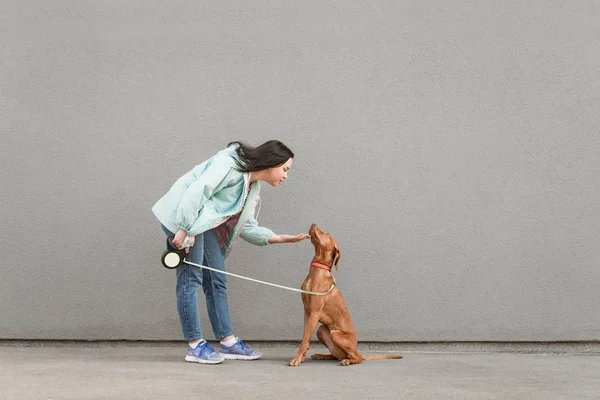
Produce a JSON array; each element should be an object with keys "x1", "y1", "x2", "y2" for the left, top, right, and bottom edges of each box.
[
  {"x1": 184, "y1": 355, "x2": 224, "y2": 364},
  {"x1": 219, "y1": 353, "x2": 262, "y2": 360}
]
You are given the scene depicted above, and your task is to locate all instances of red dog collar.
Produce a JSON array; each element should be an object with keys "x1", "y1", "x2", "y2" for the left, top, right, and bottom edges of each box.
[{"x1": 310, "y1": 262, "x2": 332, "y2": 271}]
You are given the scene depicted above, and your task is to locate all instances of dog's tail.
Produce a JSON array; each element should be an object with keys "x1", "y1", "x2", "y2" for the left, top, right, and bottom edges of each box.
[{"x1": 361, "y1": 354, "x2": 403, "y2": 360}]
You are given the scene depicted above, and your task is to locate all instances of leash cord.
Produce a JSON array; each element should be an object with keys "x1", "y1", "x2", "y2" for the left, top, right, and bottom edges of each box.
[{"x1": 182, "y1": 260, "x2": 336, "y2": 296}]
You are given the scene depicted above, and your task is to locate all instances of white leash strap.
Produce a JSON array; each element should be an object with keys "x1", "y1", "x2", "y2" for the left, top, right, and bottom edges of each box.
[{"x1": 182, "y1": 260, "x2": 336, "y2": 296}]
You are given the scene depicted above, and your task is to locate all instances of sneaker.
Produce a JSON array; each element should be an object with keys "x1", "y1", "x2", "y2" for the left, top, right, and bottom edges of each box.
[
  {"x1": 184, "y1": 341, "x2": 224, "y2": 364},
  {"x1": 219, "y1": 338, "x2": 262, "y2": 360}
]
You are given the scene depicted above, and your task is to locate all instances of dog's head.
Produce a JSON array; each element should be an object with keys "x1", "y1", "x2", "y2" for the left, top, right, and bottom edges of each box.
[{"x1": 308, "y1": 223, "x2": 340, "y2": 269}]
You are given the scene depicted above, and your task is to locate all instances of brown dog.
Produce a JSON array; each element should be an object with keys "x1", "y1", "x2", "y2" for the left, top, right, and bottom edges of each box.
[{"x1": 288, "y1": 223, "x2": 403, "y2": 366}]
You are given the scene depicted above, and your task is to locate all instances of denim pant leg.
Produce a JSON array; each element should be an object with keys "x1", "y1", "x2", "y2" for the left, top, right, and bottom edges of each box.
[
  {"x1": 201, "y1": 229, "x2": 234, "y2": 339},
  {"x1": 162, "y1": 225, "x2": 204, "y2": 341}
]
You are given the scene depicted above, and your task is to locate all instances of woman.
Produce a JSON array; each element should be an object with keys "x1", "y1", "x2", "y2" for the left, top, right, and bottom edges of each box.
[{"x1": 152, "y1": 140, "x2": 310, "y2": 364}]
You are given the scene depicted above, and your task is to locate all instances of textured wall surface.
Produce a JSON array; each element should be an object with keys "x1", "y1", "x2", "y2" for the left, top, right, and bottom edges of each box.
[{"x1": 1, "y1": 0, "x2": 599, "y2": 341}]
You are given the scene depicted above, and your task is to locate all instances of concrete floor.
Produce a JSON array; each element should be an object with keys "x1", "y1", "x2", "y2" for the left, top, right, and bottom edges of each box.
[{"x1": 1, "y1": 343, "x2": 599, "y2": 399}]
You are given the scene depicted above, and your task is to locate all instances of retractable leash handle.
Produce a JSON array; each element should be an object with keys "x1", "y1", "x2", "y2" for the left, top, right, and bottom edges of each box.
[{"x1": 161, "y1": 235, "x2": 187, "y2": 269}]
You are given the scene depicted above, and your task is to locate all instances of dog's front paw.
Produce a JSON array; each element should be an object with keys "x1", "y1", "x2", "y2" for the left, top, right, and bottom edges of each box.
[
  {"x1": 339, "y1": 359, "x2": 351, "y2": 366},
  {"x1": 287, "y1": 358, "x2": 304, "y2": 366}
]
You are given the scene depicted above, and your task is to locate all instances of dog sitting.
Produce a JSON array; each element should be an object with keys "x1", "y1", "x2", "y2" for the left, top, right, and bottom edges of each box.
[{"x1": 288, "y1": 223, "x2": 403, "y2": 366}]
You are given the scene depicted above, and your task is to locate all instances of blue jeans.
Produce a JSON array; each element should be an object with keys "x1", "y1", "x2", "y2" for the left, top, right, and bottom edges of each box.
[{"x1": 161, "y1": 225, "x2": 234, "y2": 341}]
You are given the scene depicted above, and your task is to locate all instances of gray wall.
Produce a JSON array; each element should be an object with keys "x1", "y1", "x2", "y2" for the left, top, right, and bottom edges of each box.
[{"x1": 2, "y1": 0, "x2": 599, "y2": 342}]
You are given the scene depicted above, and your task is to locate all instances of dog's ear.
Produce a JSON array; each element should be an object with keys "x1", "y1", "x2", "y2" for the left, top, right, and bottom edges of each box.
[{"x1": 334, "y1": 245, "x2": 341, "y2": 270}]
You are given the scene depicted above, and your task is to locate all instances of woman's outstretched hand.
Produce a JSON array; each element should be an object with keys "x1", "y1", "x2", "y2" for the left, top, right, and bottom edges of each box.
[{"x1": 268, "y1": 233, "x2": 311, "y2": 244}]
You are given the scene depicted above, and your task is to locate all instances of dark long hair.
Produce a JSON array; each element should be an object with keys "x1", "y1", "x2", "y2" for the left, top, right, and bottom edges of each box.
[{"x1": 227, "y1": 140, "x2": 294, "y2": 172}]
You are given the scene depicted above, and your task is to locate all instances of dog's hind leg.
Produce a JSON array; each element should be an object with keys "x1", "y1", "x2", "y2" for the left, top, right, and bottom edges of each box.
[
  {"x1": 329, "y1": 330, "x2": 362, "y2": 366},
  {"x1": 339, "y1": 356, "x2": 362, "y2": 366},
  {"x1": 311, "y1": 325, "x2": 345, "y2": 360}
]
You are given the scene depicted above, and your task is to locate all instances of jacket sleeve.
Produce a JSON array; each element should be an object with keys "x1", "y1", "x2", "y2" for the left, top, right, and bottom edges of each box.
[
  {"x1": 174, "y1": 159, "x2": 233, "y2": 232},
  {"x1": 240, "y1": 213, "x2": 274, "y2": 246}
]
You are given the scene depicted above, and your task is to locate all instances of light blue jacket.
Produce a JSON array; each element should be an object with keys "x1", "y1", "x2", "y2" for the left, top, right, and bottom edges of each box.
[{"x1": 152, "y1": 145, "x2": 274, "y2": 258}]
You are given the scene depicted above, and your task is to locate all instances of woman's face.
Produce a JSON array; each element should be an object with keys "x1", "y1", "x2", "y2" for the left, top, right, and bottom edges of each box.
[{"x1": 266, "y1": 158, "x2": 293, "y2": 187}]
